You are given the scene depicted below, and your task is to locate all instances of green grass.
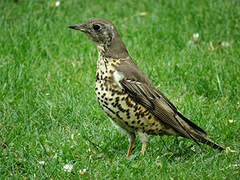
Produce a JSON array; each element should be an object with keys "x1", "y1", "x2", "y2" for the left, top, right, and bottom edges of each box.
[{"x1": 1, "y1": 0, "x2": 239, "y2": 179}]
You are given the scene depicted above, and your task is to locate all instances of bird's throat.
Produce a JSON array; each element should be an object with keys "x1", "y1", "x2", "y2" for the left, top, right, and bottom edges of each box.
[{"x1": 96, "y1": 36, "x2": 129, "y2": 59}]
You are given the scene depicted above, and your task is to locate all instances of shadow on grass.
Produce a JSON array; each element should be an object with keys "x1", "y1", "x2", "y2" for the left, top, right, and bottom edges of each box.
[{"x1": 87, "y1": 135, "x2": 201, "y2": 161}]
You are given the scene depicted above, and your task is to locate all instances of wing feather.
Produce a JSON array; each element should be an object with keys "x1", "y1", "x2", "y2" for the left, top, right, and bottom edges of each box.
[
  {"x1": 115, "y1": 60, "x2": 206, "y2": 140},
  {"x1": 120, "y1": 79, "x2": 197, "y2": 140}
]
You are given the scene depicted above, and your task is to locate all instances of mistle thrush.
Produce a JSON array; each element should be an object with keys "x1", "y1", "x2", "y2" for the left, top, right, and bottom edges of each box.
[{"x1": 69, "y1": 18, "x2": 225, "y2": 157}]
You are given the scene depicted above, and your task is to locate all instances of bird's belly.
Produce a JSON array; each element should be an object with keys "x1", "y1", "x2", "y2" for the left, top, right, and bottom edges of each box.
[{"x1": 95, "y1": 80, "x2": 171, "y2": 135}]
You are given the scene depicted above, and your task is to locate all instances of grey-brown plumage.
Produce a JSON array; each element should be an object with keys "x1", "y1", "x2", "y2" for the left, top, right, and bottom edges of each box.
[{"x1": 69, "y1": 18, "x2": 225, "y2": 156}]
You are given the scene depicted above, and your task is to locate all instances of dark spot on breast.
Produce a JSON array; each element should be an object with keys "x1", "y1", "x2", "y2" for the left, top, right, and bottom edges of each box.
[
  {"x1": 102, "y1": 104, "x2": 116, "y2": 115},
  {"x1": 147, "y1": 130, "x2": 156, "y2": 135},
  {"x1": 96, "y1": 73, "x2": 100, "y2": 80},
  {"x1": 134, "y1": 104, "x2": 138, "y2": 112},
  {"x1": 129, "y1": 125, "x2": 136, "y2": 129},
  {"x1": 135, "y1": 112, "x2": 140, "y2": 119},
  {"x1": 126, "y1": 115, "x2": 131, "y2": 119},
  {"x1": 116, "y1": 91, "x2": 122, "y2": 95},
  {"x1": 101, "y1": 93, "x2": 106, "y2": 98},
  {"x1": 103, "y1": 86, "x2": 108, "y2": 91},
  {"x1": 143, "y1": 109, "x2": 148, "y2": 114},
  {"x1": 111, "y1": 102, "x2": 117, "y2": 108},
  {"x1": 116, "y1": 111, "x2": 123, "y2": 120},
  {"x1": 126, "y1": 110, "x2": 130, "y2": 117},
  {"x1": 111, "y1": 63, "x2": 117, "y2": 68},
  {"x1": 117, "y1": 103, "x2": 126, "y2": 112},
  {"x1": 125, "y1": 96, "x2": 134, "y2": 108}
]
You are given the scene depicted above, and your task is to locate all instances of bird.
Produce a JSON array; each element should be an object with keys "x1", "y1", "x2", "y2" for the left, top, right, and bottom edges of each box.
[{"x1": 69, "y1": 18, "x2": 225, "y2": 157}]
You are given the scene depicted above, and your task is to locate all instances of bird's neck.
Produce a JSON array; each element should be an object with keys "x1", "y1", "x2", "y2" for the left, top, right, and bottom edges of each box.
[{"x1": 96, "y1": 36, "x2": 129, "y2": 59}]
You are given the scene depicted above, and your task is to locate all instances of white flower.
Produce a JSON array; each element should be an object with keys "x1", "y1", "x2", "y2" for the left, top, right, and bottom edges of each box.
[
  {"x1": 63, "y1": 164, "x2": 73, "y2": 172},
  {"x1": 193, "y1": 33, "x2": 199, "y2": 41},
  {"x1": 55, "y1": 1, "x2": 60, "y2": 7},
  {"x1": 220, "y1": 41, "x2": 230, "y2": 47},
  {"x1": 79, "y1": 168, "x2": 87, "y2": 175},
  {"x1": 137, "y1": 12, "x2": 147, "y2": 17},
  {"x1": 39, "y1": 161, "x2": 45, "y2": 165}
]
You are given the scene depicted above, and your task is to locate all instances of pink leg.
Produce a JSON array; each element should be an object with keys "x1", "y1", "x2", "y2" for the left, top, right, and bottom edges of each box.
[
  {"x1": 126, "y1": 133, "x2": 135, "y2": 157},
  {"x1": 141, "y1": 143, "x2": 146, "y2": 155},
  {"x1": 138, "y1": 132, "x2": 148, "y2": 156},
  {"x1": 126, "y1": 142, "x2": 134, "y2": 157}
]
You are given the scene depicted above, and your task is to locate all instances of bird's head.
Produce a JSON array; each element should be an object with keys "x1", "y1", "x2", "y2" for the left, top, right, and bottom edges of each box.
[
  {"x1": 69, "y1": 18, "x2": 118, "y2": 46},
  {"x1": 69, "y1": 18, "x2": 128, "y2": 58}
]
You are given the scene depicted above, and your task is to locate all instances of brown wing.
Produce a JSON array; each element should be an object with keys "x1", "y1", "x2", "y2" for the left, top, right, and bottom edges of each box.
[{"x1": 116, "y1": 59, "x2": 207, "y2": 142}]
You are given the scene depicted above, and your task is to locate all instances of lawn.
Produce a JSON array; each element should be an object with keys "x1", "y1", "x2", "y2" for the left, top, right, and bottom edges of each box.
[{"x1": 0, "y1": 0, "x2": 239, "y2": 179}]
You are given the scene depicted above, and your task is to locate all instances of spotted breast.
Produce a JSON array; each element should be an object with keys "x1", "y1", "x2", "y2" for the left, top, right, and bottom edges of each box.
[{"x1": 95, "y1": 47, "x2": 169, "y2": 136}]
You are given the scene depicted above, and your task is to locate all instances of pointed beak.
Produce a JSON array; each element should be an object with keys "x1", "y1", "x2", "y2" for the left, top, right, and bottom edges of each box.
[{"x1": 68, "y1": 23, "x2": 88, "y2": 32}]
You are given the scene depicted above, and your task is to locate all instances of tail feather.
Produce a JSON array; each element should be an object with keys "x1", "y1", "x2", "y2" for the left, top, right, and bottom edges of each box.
[
  {"x1": 175, "y1": 113, "x2": 225, "y2": 151},
  {"x1": 191, "y1": 131, "x2": 225, "y2": 151}
]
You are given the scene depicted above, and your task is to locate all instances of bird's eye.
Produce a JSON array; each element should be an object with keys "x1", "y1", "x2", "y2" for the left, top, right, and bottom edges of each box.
[{"x1": 93, "y1": 24, "x2": 101, "y2": 31}]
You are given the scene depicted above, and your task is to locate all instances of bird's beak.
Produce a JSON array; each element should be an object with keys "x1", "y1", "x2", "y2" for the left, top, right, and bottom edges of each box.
[{"x1": 68, "y1": 23, "x2": 88, "y2": 33}]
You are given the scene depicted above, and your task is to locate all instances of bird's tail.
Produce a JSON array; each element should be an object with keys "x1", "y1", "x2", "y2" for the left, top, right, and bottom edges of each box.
[
  {"x1": 176, "y1": 112, "x2": 225, "y2": 151},
  {"x1": 191, "y1": 131, "x2": 225, "y2": 151}
]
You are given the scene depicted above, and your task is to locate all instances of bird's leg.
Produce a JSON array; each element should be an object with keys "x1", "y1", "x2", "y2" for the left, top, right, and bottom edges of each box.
[
  {"x1": 141, "y1": 142, "x2": 147, "y2": 155},
  {"x1": 126, "y1": 133, "x2": 136, "y2": 157},
  {"x1": 127, "y1": 142, "x2": 133, "y2": 157},
  {"x1": 138, "y1": 132, "x2": 148, "y2": 155}
]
